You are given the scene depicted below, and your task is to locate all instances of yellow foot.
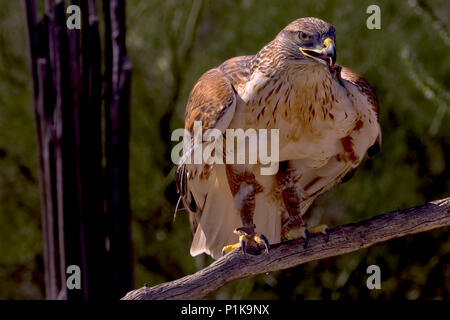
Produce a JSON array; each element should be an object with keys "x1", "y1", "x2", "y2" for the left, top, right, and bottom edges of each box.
[
  {"x1": 309, "y1": 224, "x2": 329, "y2": 241},
  {"x1": 222, "y1": 227, "x2": 269, "y2": 256},
  {"x1": 282, "y1": 217, "x2": 309, "y2": 248},
  {"x1": 221, "y1": 242, "x2": 241, "y2": 255}
]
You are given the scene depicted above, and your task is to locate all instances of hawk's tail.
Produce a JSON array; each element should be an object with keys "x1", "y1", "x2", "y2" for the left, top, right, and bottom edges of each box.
[
  {"x1": 189, "y1": 165, "x2": 241, "y2": 259},
  {"x1": 190, "y1": 165, "x2": 282, "y2": 259}
]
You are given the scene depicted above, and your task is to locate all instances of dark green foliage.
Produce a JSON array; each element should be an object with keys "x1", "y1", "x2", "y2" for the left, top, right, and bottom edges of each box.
[{"x1": 0, "y1": 0, "x2": 449, "y2": 299}]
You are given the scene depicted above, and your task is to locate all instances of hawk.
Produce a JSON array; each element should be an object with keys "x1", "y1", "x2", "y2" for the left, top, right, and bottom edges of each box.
[{"x1": 176, "y1": 17, "x2": 381, "y2": 259}]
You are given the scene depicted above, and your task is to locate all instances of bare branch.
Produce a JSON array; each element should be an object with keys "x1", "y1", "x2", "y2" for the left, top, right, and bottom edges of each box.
[{"x1": 122, "y1": 197, "x2": 450, "y2": 300}]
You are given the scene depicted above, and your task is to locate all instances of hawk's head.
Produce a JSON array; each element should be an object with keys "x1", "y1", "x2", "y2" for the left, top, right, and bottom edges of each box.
[{"x1": 275, "y1": 17, "x2": 337, "y2": 67}]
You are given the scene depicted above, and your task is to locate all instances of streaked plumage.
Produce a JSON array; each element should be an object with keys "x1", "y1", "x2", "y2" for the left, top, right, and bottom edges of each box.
[{"x1": 177, "y1": 17, "x2": 381, "y2": 259}]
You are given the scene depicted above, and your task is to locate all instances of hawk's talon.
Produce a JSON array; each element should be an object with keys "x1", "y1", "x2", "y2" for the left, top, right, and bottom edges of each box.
[
  {"x1": 239, "y1": 235, "x2": 247, "y2": 254},
  {"x1": 222, "y1": 242, "x2": 241, "y2": 256},
  {"x1": 325, "y1": 228, "x2": 330, "y2": 242},
  {"x1": 282, "y1": 216, "x2": 308, "y2": 242},
  {"x1": 309, "y1": 224, "x2": 330, "y2": 242},
  {"x1": 302, "y1": 228, "x2": 310, "y2": 249},
  {"x1": 258, "y1": 234, "x2": 270, "y2": 254},
  {"x1": 222, "y1": 228, "x2": 270, "y2": 256}
]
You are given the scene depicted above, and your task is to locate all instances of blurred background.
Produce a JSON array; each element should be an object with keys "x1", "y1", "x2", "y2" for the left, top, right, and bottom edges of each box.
[{"x1": 0, "y1": 0, "x2": 449, "y2": 299}]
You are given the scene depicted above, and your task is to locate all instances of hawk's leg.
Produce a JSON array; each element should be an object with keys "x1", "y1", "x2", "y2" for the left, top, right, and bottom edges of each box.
[
  {"x1": 276, "y1": 161, "x2": 310, "y2": 247},
  {"x1": 277, "y1": 162, "x2": 330, "y2": 245},
  {"x1": 222, "y1": 165, "x2": 269, "y2": 256}
]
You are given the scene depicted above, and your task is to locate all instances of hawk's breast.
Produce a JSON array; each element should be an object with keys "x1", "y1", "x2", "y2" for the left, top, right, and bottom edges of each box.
[{"x1": 230, "y1": 65, "x2": 360, "y2": 167}]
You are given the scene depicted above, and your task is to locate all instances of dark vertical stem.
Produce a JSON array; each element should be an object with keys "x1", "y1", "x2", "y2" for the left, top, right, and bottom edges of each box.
[
  {"x1": 25, "y1": 0, "x2": 133, "y2": 300},
  {"x1": 103, "y1": 0, "x2": 134, "y2": 299},
  {"x1": 78, "y1": 0, "x2": 107, "y2": 299},
  {"x1": 25, "y1": 0, "x2": 60, "y2": 300},
  {"x1": 51, "y1": 0, "x2": 85, "y2": 299}
]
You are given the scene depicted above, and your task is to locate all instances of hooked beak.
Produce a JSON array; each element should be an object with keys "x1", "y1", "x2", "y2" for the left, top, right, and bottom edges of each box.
[{"x1": 300, "y1": 37, "x2": 336, "y2": 66}]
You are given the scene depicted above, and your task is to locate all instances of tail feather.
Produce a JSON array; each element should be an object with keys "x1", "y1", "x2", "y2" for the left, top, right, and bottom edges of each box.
[
  {"x1": 190, "y1": 165, "x2": 283, "y2": 259},
  {"x1": 254, "y1": 192, "x2": 282, "y2": 245},
  {"x1": 190, "y1": 165, "x2": 240, "y2": 259}
]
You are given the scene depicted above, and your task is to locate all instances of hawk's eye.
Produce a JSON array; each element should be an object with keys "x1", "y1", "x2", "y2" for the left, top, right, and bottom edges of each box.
[{"x1": 299, "y1": 31, "x2": 312, "y2": 41}]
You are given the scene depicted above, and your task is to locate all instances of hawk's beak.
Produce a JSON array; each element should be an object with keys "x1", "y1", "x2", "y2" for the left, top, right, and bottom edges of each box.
[{"x1": 300, "y1": 38, "x2": 336, "y2": 66}]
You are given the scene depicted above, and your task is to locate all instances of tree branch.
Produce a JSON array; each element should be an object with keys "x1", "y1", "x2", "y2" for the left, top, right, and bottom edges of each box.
[{"x1": 122, "y1": 197, "x2": 450, "y2": 300}]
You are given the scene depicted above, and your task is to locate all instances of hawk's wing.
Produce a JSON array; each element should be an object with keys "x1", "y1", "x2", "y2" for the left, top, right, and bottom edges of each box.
[
  {"x1": 176, "y1": 66, "x2": 237, "y2": 236},
  {"x1": 340, "y1": 66, "x2": 381, "y2": 151},
  {"x1": 183, "y1": 69, "x2": 237, "y2": 134},
  {"x1": 176, "y1": 56, "x2": 255, "y2": 258}
]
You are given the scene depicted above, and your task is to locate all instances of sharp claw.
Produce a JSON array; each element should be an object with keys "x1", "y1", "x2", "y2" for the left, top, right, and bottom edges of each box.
[
  {"x1": 303, "y1": 228, "x2": 310, "y2": 249},
  {"x1": 230, "y1": 228, "x2": 269, "y2": 255},
  {"x1": 259, "y1": 234, "x2": 270, "y2": 254},
  {"x1": 240, "y1": 235, "x2": 246, "y2": 254},
  {"x1": 325, "y1": 228, "x2": 330, "y2": 242}
]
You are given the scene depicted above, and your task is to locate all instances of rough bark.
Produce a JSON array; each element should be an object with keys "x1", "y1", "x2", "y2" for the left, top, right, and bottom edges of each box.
[{"x1": 123, "y1": 197, "x2": 450, "y2": 300}]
